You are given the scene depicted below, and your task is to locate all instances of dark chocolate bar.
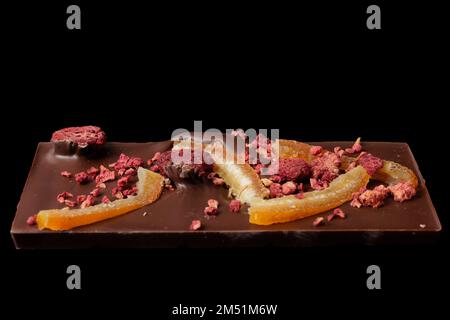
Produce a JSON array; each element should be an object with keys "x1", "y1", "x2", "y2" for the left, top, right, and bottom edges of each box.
[{"x1": 11, "y1": 141, "x2": 441, "y2": 248}]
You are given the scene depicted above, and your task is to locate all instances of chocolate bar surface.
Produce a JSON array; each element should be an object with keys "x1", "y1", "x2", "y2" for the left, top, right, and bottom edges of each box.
[{"x1": 11, "y1": 141, "x2": 441, "y2": 248}]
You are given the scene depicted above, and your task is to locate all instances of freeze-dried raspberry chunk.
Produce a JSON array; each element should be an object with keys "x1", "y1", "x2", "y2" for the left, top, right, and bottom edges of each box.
[
  {"x1": 357, "y1": 152, "x2": 383, "y2": 175},
  {"x1": 60, "y1": 171, "x2": 72, "y2": 178},
  {"x1": 229, "y1": 200, "x2": 241, "y2": 213},
  {"x1": 75, "y1": 172, "x2": 89, "y2": 184},
  {"x1": 51, "y1": 126, "x2": 106, "y2": 147},
  {"x1": 190, "y1": 220, "x2": 202, "y2": 230},
  {"x1": 388, "y1": 182, "x2": 416, "y2": 202},
  {"x1": 56, "y1": 192, "x2": 73, "y2": 203},
  {"x1": 95, "y1": 165, "x2": 115, "y2": 184},
  {"x1": 80, "y1": 195, "x2": 95, "y2": 208}
]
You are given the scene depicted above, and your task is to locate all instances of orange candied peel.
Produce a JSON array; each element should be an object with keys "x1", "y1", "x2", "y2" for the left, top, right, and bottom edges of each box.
[
  {"x1": 37, "y1": 167, "x2": 164, "y2": 231},
  {"x1": 249, "y1": 166, "x2": 370, "y2": 225}
]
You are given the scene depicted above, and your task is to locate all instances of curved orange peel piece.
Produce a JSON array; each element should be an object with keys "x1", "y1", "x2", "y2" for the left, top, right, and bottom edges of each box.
[
  {"x1": 278, "y1": 139, "x2": 313, "y2": 162},
  {"x1": 37, "y1": 167, "x2": 164, "y2": 231},
  {"x1": 249, "y1": 166, "x2": 370, "y2": 225}
]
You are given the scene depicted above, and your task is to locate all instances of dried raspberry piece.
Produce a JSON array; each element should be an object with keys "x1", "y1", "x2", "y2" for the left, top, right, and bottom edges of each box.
[
  {"x1": 333, "y1": 208, "x2": 346, "y2": 219},
  {"x1": 204, "y1": 206, "x2": 218, "y2": 216},
  {"x1": 122, "y1": 186, "x2": 138, "y2": 197},
  {"x1": 114, "y1": 153, "x2": 130, "y2": 171},
  {"x1": 345, "y1": 137, "x2": 362, "y2": 154},
  {"x1": 269, "y1": 175, "x2": 282, "y2": 183},
  {"x1": 64, "y1": 200, "x2": 76, "y2": 207},
  {"x1": 80, "y1": 195, "x2": 95, "y2": 208},
  {"x1": 269, "y1": 183, "x2": 283, "y2": 198},
  {"x1": 275, "y1": 158, "x2": 310, "y2": 182},
  {"x1": 310, "y1": 151, "x2": 341, "y2": 189},
  {"x1": 117, "y1": 176, "x2": 131, "y2": 188},
  {"x1": 112, "y1": 188, "x2": 124, "y2": 199},
  {"x1": 127, "y1": 156, "x2": 144, "y2": 168},
  {"x1": 76, "y1": 195, "x2": 87, "y2": 204},
  {"x1": 351, "y1": 185, "x2": 390, "y2": 208},
  {"x1": 75, "y1": 171, "x2": 89, "y2": 184},
  {"x1": 328, "y1": 208, "x2": 346, "y2": 221},
  {"x1": 101, "y1": 196, "x2": 111, "y2": 203},
  {"x1": 60, "y1": 171, "x2": 72, "y2": 178},
  {"x1": 96, "y1": 182, "x2": 106, "y2": 189},
  {"x1": 313, "y1": 217, "x2": 325, "y2": 227},
  {"x1": 124, "y1": 168, "x2": 136, "y2": 176},
  {"x1": 26, "y1": 215, "x2": 37, "y2": 226},
  {"x1": 229, "y1": 200, "x2": 241, "y2": 213},
  {"x1": 310, "y1": 178, "x2": 329, "y2": 190},
  {"x1": 117, "y1": 168, "x2": 126, "y2": 176},
  {"x1": 295, "y1": 192, "x2": 305, "y2": 199},
  {"x1": 51, "y1": 126, "x2": 106, "y2": 147},
  {"x1": 212, "y1": 178, "x2": 225, "y2": 186},
  {"x1": 150, "y1": 165, "x2": 159, "y2": 172},
  {"x1": 207, "y1": 172, "x2": 217, "y2": 180},
  {"x1": 310, "y1": 145, "x2": 323, "y2": 156},
  {"x1": 56, "y1": 191, "x2": 73, "y2": 204},
  {"x1": 281, "y1": 181, "x2": 297, "y2": 195},
  {"x1": 95, "y1": 165, "x2": 115, "y2": 184},
  {"x1": 388, "y1": 182, "x2": 416, "y2": 202},
  {"x1": 151, "y1": 152, "x2": 161, "y2": 162},
  {"x1": 190, "y1": 220, "x2": 202, "y2": 230},
  {"x1": 90, "y1": 188, "x2": 101, "y2": 197},
  {"x1": 298, "y1": 183, "x2": 304, "y2": 192},
  {"x1": 207, "y1": 199, "x2": 219, "y2": 209},
  {"x1": 357, "y1": 152, "x2": 383, "y2": 175}
]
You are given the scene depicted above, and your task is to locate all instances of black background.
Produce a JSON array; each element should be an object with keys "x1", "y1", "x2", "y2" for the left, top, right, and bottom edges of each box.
[{"x1": 1, "y1": 1, "x2": 449, "y2": 318}]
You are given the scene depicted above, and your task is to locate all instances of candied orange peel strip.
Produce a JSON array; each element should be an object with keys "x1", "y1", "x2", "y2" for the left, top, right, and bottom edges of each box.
[
  {"x1": 279, "y1": 139, "x2": 418, "y2": 188},
  {"x1": 37, "y1": 167, "x2": 164, "y2": 231},
  {"x1": 249, "y1": 166, "x2": 370, "y2": 225}
]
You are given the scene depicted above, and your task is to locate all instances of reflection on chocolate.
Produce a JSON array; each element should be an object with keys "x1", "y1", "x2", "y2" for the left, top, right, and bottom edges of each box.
[{"x1": 11, "y1": 141, "x2": 441, "y2": 249}]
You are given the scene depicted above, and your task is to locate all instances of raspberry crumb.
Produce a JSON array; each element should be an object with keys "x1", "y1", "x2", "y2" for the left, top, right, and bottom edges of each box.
[
  {"x1": 56, "y1": 191, "x2": 73, "y2": 203},
  {"x1": 60, "y1": 171, "x2": 72, "y2": 178},
  {"x1": 212, "y1": 177, "x2": 225, "y2": 186},
  {"x1": 64, "y1": 200, "x2": 76, "y2": 207},
  {"x1": 26, "y1": 215, "x2": 37, "y2": 225},
  {"x1": 96, "y1": 182, "x2": 107, "y2": 189},
  {"x1": 229, "y1": 200, "x2": 241, "y2": 213},
  {"x1": 117, "y1": 176, "x2": 131, "y2": 188},
  {"x1": 101, "y1": 196, "x2": 111, "y2": 203},
  {"x1": 77, "y1": 195, "x2": 87, "y2": 203},
  {"x1": 269, "y1": 183, "x2": 283, "y2": 198},
  {"x1": 190, "y1": 220, "x2": 202, "y2": 231},
  {"x1": 75, "y1": 172, "x2": 89, "y2": 184},
  {"x1": 313, "y1": 217, "x2": 325, "y2": 227},
  {"x1": 80, "y1": 195, "x2": 95, "y2": 208},
  {"x1": 150, "y1": 165, "x2": 159, "y2": 172},
  {"x1": 295, "y1": 193, "x2": 304, "y2": 199},
  {"x1": 310, "y1": 145, "x2": 323, "y2": 156},
  {"x1": 204, "y1": 206, "x2": 218, "y2": 216},
  {"x1": 207, "y1": 199, "x2": 219, "y2": 209},
  {"x1": 124, "y1": 168, "x2": 136, "y2": 176},
  {"x1": 151, "y1": 152, "x2": 161, "y2": 162},
  {"x1": 282, "y1": 181, "x2": 297, "y2": 195},
  {"x1": 90, "y1": 188, "x2": 101, "y2": 197},
  {"x1": 333, "y1": 208, "x2": 346, "y2": 219}
]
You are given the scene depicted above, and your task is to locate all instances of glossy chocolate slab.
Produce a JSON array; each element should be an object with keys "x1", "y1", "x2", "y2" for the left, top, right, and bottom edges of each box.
[{"x1": 11, "y1": 141, "x2": 441, "y2": 248}]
